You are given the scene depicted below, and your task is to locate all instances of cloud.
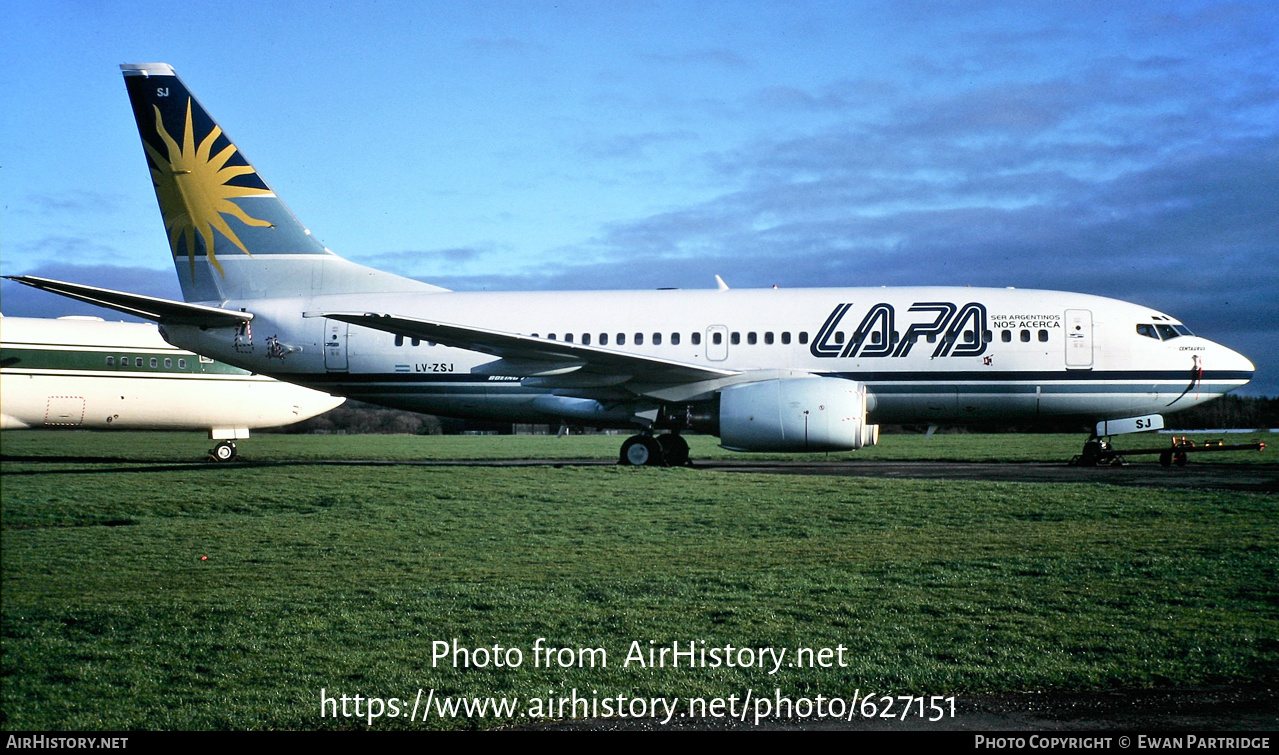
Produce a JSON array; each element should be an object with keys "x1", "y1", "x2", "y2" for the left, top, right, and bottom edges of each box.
[
  {"x1": 642, "y1": 48, "x2": 753, "y2": 70},
  {"x1": 7, "y1": 235, "x2": 131, "y2": 267},
  {"x1": 352, "y1": 247, "x2": 488, "y2": 276},
  {"x1": 21, "y1": 190, "x2": 124, "y2": 215},
  {"x1": 578, "y1": 130, "x2": 700, "y2": 160}
]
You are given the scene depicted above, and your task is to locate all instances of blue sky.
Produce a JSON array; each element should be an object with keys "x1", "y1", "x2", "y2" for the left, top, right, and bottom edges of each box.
[{"x1": 2, "y1": 0, "x2": 1276, "y2": 394}]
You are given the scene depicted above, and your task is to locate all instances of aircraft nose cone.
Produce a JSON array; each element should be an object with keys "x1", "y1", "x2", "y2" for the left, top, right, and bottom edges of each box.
[{"x1": 1212, "y1": 342, "x2": 1255, "y2": 380}]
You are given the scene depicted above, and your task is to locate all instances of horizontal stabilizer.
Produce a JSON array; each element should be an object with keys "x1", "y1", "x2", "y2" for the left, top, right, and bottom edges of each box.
[
  {"x1": 4, "y1": 276, "x2": 252, "y2": 327},
  {"x1": 315, "y1": 311, "x2": 736, "y2": 385}
]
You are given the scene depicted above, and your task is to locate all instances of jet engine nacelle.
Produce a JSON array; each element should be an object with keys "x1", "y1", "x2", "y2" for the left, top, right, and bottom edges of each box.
[{"x1": 718, "y1": 377, "x2": 877, "y2": 452}]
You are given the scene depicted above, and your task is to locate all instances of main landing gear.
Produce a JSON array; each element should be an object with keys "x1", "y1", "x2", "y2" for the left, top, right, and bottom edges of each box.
[{"x1": 618, "y1": 432, "x2": 691, "y2": 467}]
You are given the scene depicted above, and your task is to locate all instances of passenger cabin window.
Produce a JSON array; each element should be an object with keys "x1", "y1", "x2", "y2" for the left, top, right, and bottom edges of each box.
[
  {"x1": 582, "y1": 334, "x2": 591, "y2": 345},
  {"x1": 764, "y1": 332, "x2": 774, "y2": 345},
  {"x1": 692, "y1": 332, "x2": 702, "y2": 345},
  {"x1": 781, "y1": 332, "x2": 791, "y2": 344},
  {"x1": 798, "y1": 332, "x2": 809, "y2": 344},
  {"x1": 1020, "y1": 330, "x2": 1031, "y2": 343},
  {"x1": 671, "y1": 332, "x2": 680, "y2": 345},
  {"x1": 179, "y1": 359, "x2": 186, "y2": 369},
  {"x1": 1038, "y1": 329, "x2": 1048, "y2": 342},
  {"x1": 653, "y1": 333, "x2": 662, "y2": 345},
  {"x1": 747, "y1": 332, "x2": 757, "y2": 345},
  {"x1": 395, "y1": 335, "x2": 404, "y2": 347},
  {"x1": 616, "y1": 333, "x2": 625, "y2": 346},
  {"x1": 712, "y1": 332, "x2": 722, "y2": 345},
  {"x1": 1001, "y1": 330, "x2": 1012, "y2": 343},
  {"x1": 150, "y1": 358, "x2": 158, "y2": 368},
  {"x1": 599, "y1": 333, "x2": 608, "y2": 346},
  {"x1": 634, "y1": 333, "x2": 644, "y2": 345},
  {"x1": 731, "y1": 332, "x2": 741, "y2": 345},
  {"x1": 106, "y1": 356, "x2": 115, "y2": 366},
  {"x1": 136, "y1": 358, "x2": 144, "y2": 367},
  {"x1": 164, "y1": 358, "x2": 172, "y2": 368}
]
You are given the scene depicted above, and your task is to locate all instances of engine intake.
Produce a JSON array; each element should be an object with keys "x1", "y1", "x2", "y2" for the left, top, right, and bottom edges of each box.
[{"x1": 718, "y1": 377, "x2": 876, "y2": 452}]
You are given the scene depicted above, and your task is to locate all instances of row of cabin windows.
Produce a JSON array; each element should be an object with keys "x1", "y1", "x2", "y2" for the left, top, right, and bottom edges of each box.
[
  {"x1": 528, "y1": 331, "x2": 813, "y2": 347},
  {"x1": 531, "y1": 329, "x2": 1053, "y2": 347},
  {"x1": 1001, "y1": 329, "x2": 1051, "y2": 343},
  {"x1": 392, "y1": 328, "x2": 1052, "y2": 348},
  {"x1": 105, "y1": 356, "x2": 187, "y2": 369},
  {"x1": 818, "y1": 329, "x2": 1048, "y2": 346}
]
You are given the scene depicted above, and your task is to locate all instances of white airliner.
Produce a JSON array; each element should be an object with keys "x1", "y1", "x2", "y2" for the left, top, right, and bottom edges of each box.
[
  {"x1": 0, "y1": 315, "x2": 344, "y2": 460},
  {"x1": 7, "y1": 63, "x2": 1255, "y2": 466}
]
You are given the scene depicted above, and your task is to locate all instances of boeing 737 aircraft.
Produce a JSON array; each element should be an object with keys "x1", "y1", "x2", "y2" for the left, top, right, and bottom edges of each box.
[
  {"x1": 7, "y1": 63, "x2": 1255, "y2": 465},
  {"x1": 0, "y1": 315, "x2": 344, "y2": 459}
]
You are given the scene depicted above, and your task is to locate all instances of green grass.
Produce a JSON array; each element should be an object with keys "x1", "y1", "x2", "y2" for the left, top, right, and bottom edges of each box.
[{"x1": 2, "y1": 432, "x2": 1276, "y2": 729}]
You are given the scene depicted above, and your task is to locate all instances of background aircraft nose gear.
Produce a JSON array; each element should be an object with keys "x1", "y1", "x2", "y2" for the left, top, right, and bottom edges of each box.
[{"x1": 209, "y1": 441, "x2": 238, "y2": 462}]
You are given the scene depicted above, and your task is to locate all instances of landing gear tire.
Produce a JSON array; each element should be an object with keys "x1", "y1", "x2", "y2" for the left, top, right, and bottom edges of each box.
[
  {"x1": 211, "y1": 441, "x2": 238, "y2": 462},
  {"x1": 657, "y1": 433, "x2": 690, "y2": 467},
  {"x1": 619, "y1": 435, "x2": 664, "y2": 467},
  {"x1": 1074, "y1": 436, "x2": 1114, "y2": 467}
]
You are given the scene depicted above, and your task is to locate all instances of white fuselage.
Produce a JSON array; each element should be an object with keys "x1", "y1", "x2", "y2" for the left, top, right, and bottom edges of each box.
[
  {"x1": 0, "y1": 316, "x2": 344, "y2": 432},
  {"x1": 158, "y1": 283, "x2": 1254, "y2": 428}
]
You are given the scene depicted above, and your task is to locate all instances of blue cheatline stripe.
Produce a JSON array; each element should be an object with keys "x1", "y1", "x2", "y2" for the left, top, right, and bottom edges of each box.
[
  {"x1": 826, "y1": 370, "x2": 1251, "y2": 383},
  {"x1": 280, "y1": 369, "x2": 1249, "y2": 387}
]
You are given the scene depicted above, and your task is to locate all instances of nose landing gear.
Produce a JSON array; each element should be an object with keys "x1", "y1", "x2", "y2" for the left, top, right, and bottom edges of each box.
[{"x1": 209, "y1": 441, "x2": 239, "y2": 462}]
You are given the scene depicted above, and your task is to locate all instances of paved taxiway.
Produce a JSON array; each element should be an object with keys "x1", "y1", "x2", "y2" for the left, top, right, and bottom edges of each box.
[{"x1": 4, "y1": 455, "x2": 1275, "y2": 493}]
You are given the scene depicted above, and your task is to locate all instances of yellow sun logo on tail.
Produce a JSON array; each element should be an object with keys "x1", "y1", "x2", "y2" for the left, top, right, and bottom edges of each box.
[{"x1": 145, "y1": 99, "x2": 274, "y2": 276}]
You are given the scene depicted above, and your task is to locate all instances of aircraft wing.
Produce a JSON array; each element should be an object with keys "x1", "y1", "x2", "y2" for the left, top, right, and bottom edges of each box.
[
  {"x1": 317, "y1": 311, "x2": 738, "y2": 384},
  {"x1": 5, "y1": 276, "x2": 252, "y2": 327}
]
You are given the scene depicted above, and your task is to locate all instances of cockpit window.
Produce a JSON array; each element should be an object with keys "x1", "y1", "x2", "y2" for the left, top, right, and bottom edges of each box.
[
  {"x1": 1136, "y1": 324, "x2": 1159, "y2": 339},
  {"x1": 1155, "y1": 324, "x2": 1180, "y2": 340},
  {"x1": 1173, "y1": 325, "x2": 1193, "y2": 336}
]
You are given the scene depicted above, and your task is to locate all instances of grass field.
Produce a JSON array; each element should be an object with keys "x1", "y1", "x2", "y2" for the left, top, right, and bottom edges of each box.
[{"x1": 2, "y1": 431, "x2": 1276, "y2": 729}]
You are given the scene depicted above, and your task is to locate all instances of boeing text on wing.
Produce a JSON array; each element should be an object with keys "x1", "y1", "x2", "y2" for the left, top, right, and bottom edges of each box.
[{"x1": 7, "y1": 64, "x2": 1255, "y2": 465}]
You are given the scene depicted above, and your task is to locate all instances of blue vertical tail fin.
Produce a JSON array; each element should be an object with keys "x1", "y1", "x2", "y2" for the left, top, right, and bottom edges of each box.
[{"x1": 121, "y1": 63, "x2": 436, "y2": 302}]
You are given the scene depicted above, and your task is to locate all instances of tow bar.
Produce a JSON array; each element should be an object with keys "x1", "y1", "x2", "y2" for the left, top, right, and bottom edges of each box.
[{"x1": 1072, "y1": 436, "x2": 1266, "y2": 467}]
